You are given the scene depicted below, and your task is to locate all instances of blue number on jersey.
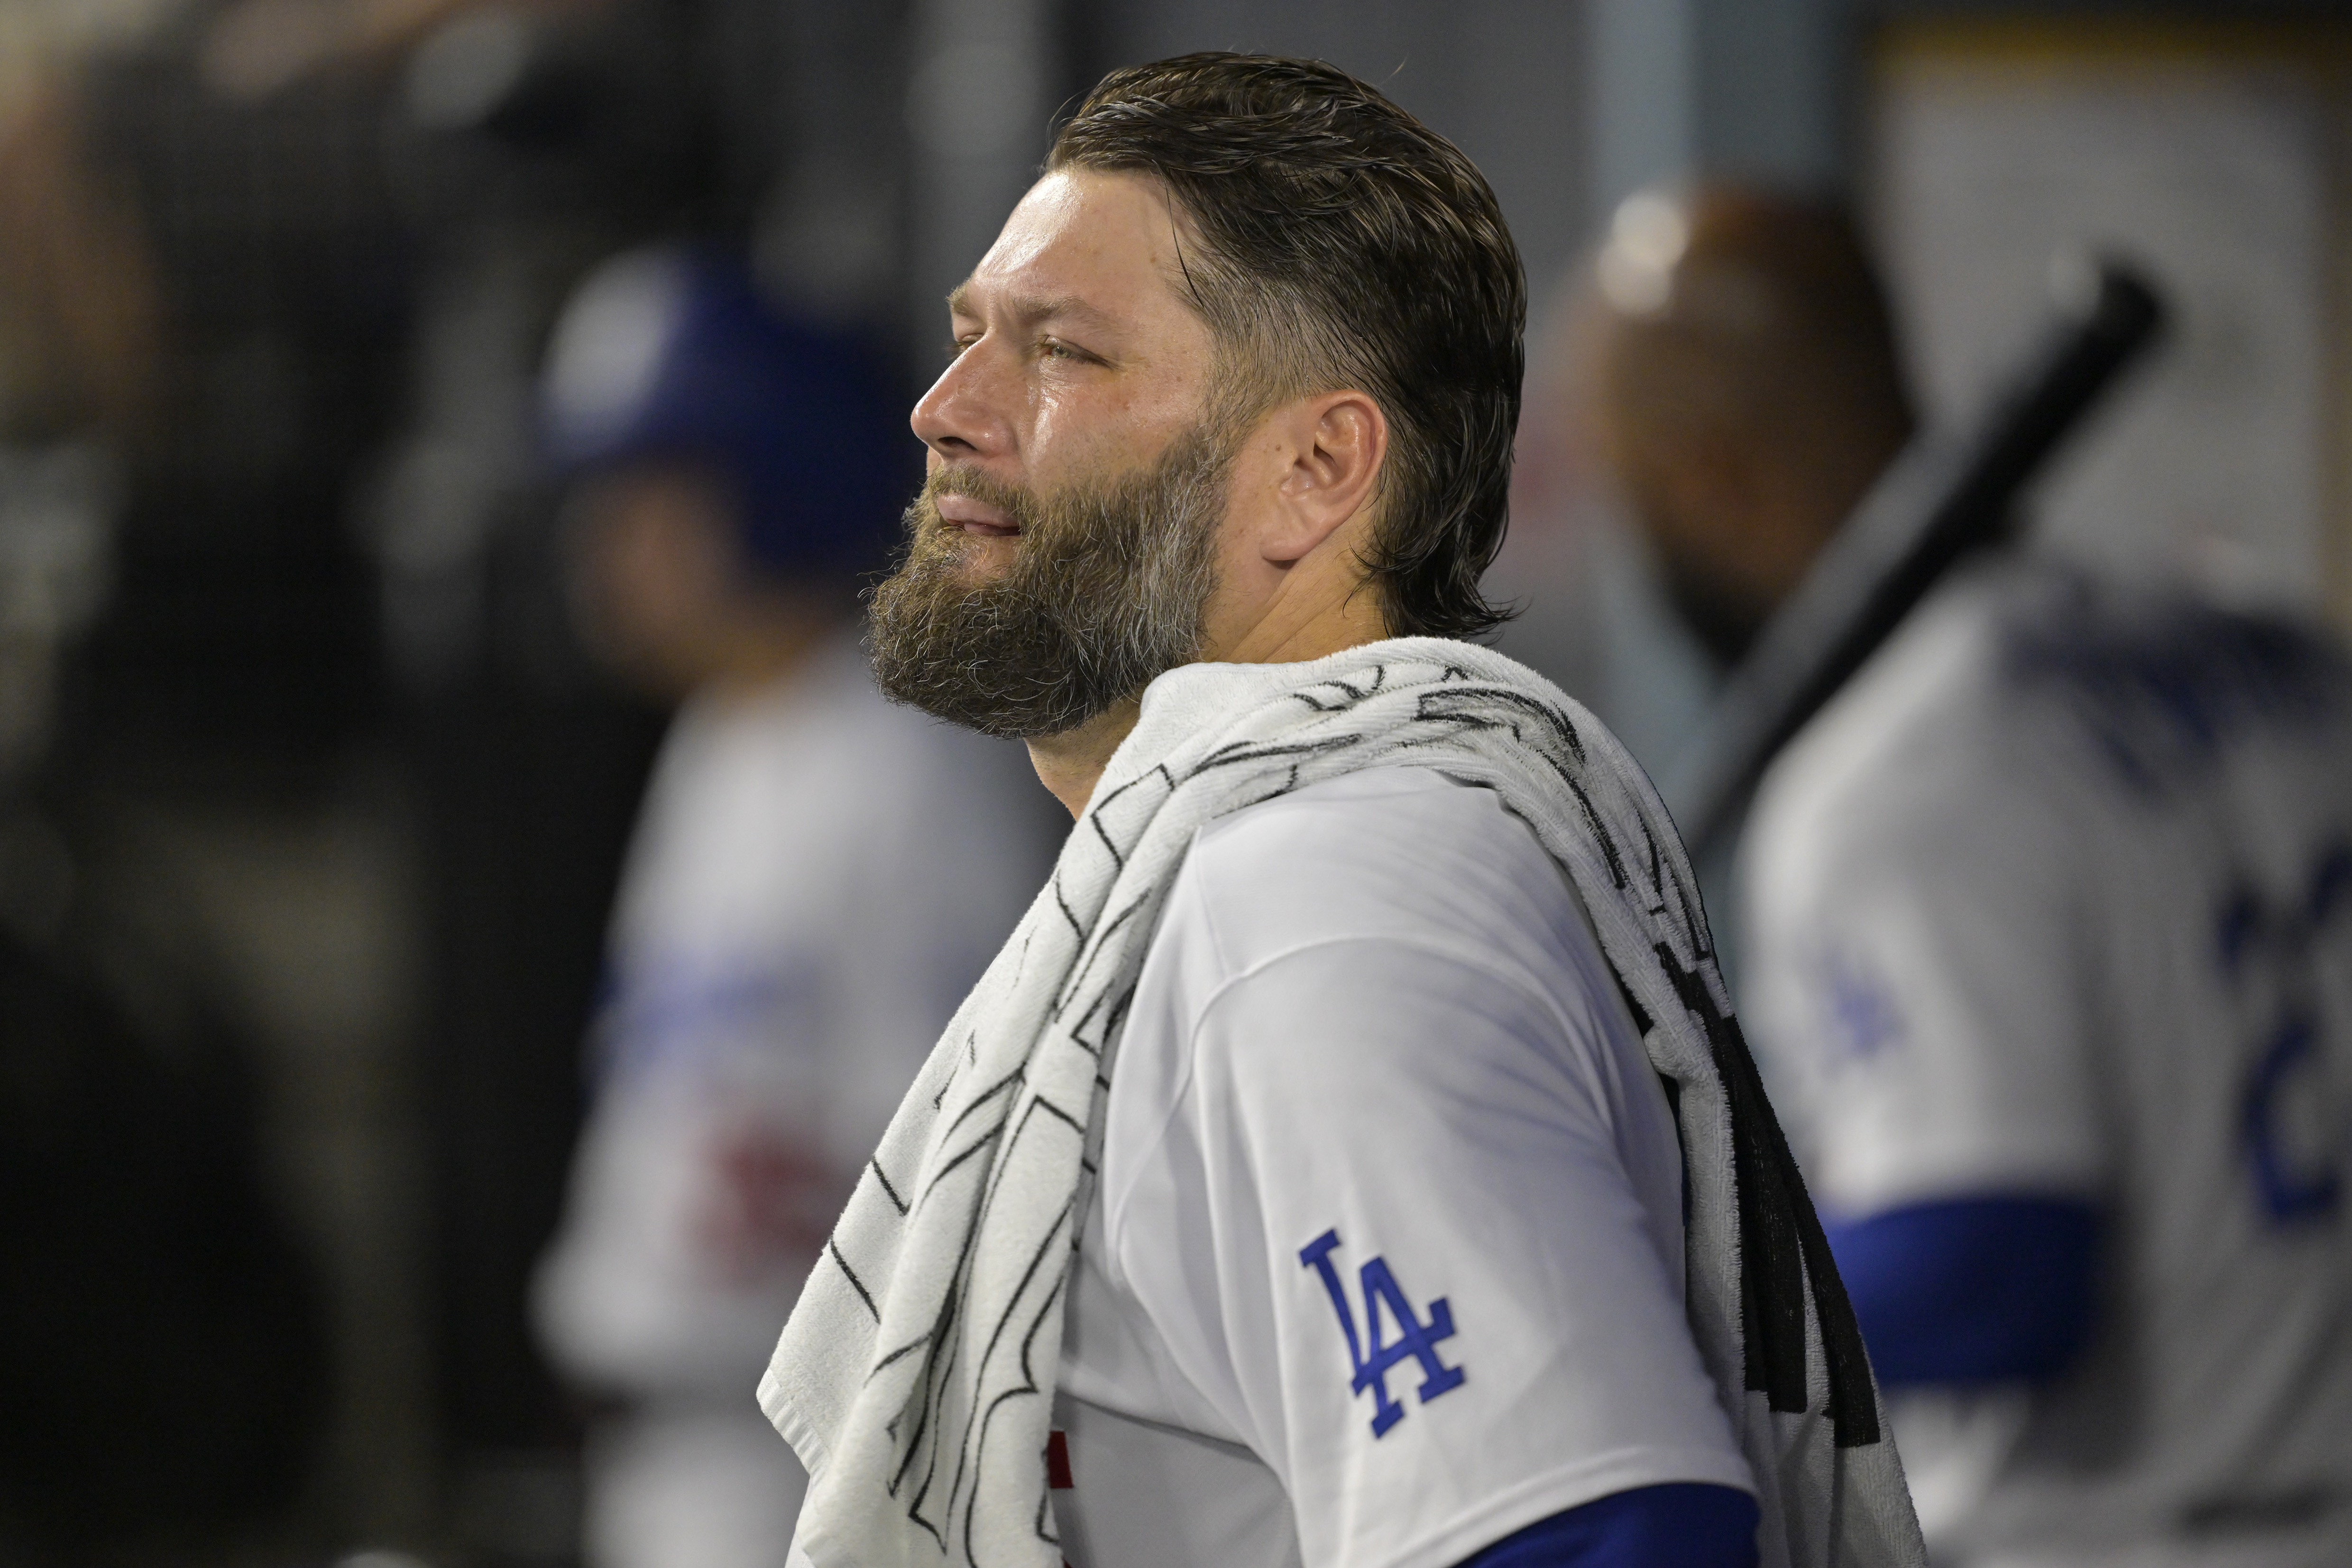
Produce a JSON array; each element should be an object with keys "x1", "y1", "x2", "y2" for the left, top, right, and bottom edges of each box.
[
  {"x1": 2224, "y1": 841, "x2": 2351, "y2": 1225},
  {"x1": 1299, "y1": 1228, "x2": 1466, "y2": 1437}
]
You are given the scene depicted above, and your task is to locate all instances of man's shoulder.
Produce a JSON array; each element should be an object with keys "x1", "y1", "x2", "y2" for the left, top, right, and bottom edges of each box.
[
  {"x1": 1167, "y1": 765, "x2": 1580, "y2": 980},
  {"x1": 1748, "y1": 566, "x2": 2078, "y2": 873},
  {"x1": 1755, "y1": 562, "x2": 2352, "y2": 865},
  {"x1": 1770, "y1": 570, "x2": 2018, "y2": 784}
]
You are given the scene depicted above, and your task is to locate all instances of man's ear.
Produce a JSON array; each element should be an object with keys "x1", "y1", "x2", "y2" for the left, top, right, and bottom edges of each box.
[{"x1": 1260, "y1": 389, "x2": 1387, "y2": 565}]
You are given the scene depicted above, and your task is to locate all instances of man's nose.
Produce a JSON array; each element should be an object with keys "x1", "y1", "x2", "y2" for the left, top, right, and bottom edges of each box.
[{"x1": 912, "y1": 345, "x2": 1012, "y2": 463}]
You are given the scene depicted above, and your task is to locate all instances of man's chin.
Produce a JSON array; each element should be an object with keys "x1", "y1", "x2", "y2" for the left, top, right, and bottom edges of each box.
[
  {"x1": 950, "y1": 534, "x2": 1022, "y2": 578},
  {"x1": 906, "y1": 530, "x2": 1019, "y2": 586}
]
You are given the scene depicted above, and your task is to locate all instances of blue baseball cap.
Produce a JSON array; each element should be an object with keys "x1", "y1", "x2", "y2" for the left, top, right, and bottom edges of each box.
[{"x1": 541, "y1": 245, "x2": 912, "y2": 580}]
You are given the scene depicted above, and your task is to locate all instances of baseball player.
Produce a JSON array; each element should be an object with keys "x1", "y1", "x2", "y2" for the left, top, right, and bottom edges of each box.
[
  {"x1": 760, "y1": 55, "x2": 1923, "y2": 1568},
  {"x1": 1571, "y1": 180, "x2": 2352, "y2": 1565},
  {"x1": 528, "y1": 247, "x2": 1054, "y2": 1568},
  {"x1": 1741, "y1": 558, "x2": 2352, "y2": 1566}
]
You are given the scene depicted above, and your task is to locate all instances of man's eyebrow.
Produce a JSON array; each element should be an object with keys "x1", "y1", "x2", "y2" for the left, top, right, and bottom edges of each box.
[{"x1": 945, "y1": 285, "x2": 1120, "y2": 335}]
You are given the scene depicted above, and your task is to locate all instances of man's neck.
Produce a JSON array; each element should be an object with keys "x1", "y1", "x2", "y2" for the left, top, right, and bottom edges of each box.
[
  {"x1": 1026, "y1": 595, "x2": 1391, "y2": 820},
  {"x1": 1027, "y1": 698, "x2": 1143, "y2": 818}
]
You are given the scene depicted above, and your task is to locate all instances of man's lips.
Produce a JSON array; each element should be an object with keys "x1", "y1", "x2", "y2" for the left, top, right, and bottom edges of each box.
[{"x1": 936, "y1": 493, "x2": 1020, "y2": 538}]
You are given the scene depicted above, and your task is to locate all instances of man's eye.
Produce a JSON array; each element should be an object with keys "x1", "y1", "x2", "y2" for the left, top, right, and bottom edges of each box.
[{"x1": 946, "y1": 336, "x2": 979, "y2": 360}]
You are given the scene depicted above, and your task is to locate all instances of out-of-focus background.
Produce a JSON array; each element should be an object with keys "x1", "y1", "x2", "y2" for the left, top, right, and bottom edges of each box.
[{"x1": 0, "y1": 1, "x2": 2345, "y2": 1564}]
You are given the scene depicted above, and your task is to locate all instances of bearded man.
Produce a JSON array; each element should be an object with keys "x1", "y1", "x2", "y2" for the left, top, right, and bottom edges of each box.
[{"x1": 760, "y1": 54, "x2": 1925, "y2": 1568}]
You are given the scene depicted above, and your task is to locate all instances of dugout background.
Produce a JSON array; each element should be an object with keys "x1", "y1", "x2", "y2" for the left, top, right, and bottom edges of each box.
[{"x1": 0, "y1": 0, "x2": 2345, "y2": 1563}]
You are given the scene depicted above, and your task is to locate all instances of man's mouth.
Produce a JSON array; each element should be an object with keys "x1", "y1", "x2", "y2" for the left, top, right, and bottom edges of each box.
[{"x1": 936, "y1": 493, "x2": 1020, "y2": 538}]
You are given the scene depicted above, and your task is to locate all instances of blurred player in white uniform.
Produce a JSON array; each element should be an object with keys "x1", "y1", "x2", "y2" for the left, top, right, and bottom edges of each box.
[
  {"x1": 529, "y1": 247, "x2": 1054, "y2": 1568},
  {"x1": 1742, "y1": 563, "x2": 2352, "y2": 1567},
  {"x1": 1577, "y1": 181, "x2": 2352, "y2": 1564}
]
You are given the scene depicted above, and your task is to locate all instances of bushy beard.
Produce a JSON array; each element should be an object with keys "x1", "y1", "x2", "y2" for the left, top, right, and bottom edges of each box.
[{"x1": 867, "y1": 424, "x2": 1231, "y2": 739}]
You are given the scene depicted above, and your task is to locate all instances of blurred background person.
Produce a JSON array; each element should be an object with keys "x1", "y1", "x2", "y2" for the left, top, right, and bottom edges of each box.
[
  {"x1": 1736, "y1": 472, "x2": 2352, "y2": 1555},
  {"x1": 0, "y1": 3, "x2": 771, "y2": 1553},
  {"x1": 1560, "y1": 183, "x2": 2352, "y2": 1564},
  {"x1": 0, "y1": 1, "x2": 423, "y2": 1556},
  {"x1": 529, "y1": 245, "x2": 1055, "y2": 1568},
  {"x1": 1744, "y1": 536, "x2": 2352, "y2": 1567}
]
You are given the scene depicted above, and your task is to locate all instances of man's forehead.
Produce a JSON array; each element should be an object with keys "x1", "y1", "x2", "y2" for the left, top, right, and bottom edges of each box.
[
  {"x1": 950, "y1": 168, "x2": 1193, "y2": 322},
  {"x1": 945, "y1": 282, "x2": 1123, "y2": 335}
]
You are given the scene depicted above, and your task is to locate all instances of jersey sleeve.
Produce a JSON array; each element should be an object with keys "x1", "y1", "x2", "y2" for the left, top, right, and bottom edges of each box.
[
  {"x1": 1824, "y1": 1197, "x2": 2101, "y2": 1386},
  {"x1": 1740, "y1": 701, "x2": 2111, "y2": 1217},
  {"x1": 1458, "y1": 1484, "x2": 1760, "y2": 1568},
  {"x1": 1103, "y1": 935, "x2": 1753, "y2": 1568}
]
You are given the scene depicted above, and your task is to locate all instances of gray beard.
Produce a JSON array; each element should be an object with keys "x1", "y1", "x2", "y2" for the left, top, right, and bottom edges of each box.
[{"x1": 866, "y1": 426, "x2": 1230, "y2": 740}]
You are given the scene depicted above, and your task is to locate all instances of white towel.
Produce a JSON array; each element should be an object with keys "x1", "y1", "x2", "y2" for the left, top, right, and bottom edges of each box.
[{"x1": 760, "y1": 639, "x2": 1926, "y2": 1568}]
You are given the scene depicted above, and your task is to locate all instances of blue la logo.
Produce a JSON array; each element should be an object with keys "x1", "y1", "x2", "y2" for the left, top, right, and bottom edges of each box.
[{"x1": 1299, "y1": 1229, "x2": 1466, "y2": 1437}]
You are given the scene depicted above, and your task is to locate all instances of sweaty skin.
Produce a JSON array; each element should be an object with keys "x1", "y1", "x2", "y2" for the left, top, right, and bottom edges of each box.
[{"x1": 911, "y1": 169, "x2": 1392, "y2": 817}]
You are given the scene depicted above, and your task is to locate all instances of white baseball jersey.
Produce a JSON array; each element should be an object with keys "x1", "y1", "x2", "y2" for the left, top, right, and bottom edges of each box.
[
  {"x1": 535, "y1": 632, "x2": 1053, "y2": 1568},
  {"x1": 1045, "y1": 767, "x2": 1754, "y2": 1568},
  {"x1": 1740, "y1": 561, "x2": 2352, "y2": 1566}
]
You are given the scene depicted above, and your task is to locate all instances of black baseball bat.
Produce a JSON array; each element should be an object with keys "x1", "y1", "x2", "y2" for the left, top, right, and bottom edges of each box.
[{"x1": 1663, "y1": 257, "x2": 2166, "y2": 858}]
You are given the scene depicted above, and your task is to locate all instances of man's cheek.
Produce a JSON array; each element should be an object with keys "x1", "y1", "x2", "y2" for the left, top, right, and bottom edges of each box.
[{"x1": 1028, "y1": 398, "x2": 1152, "y2": 490}]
